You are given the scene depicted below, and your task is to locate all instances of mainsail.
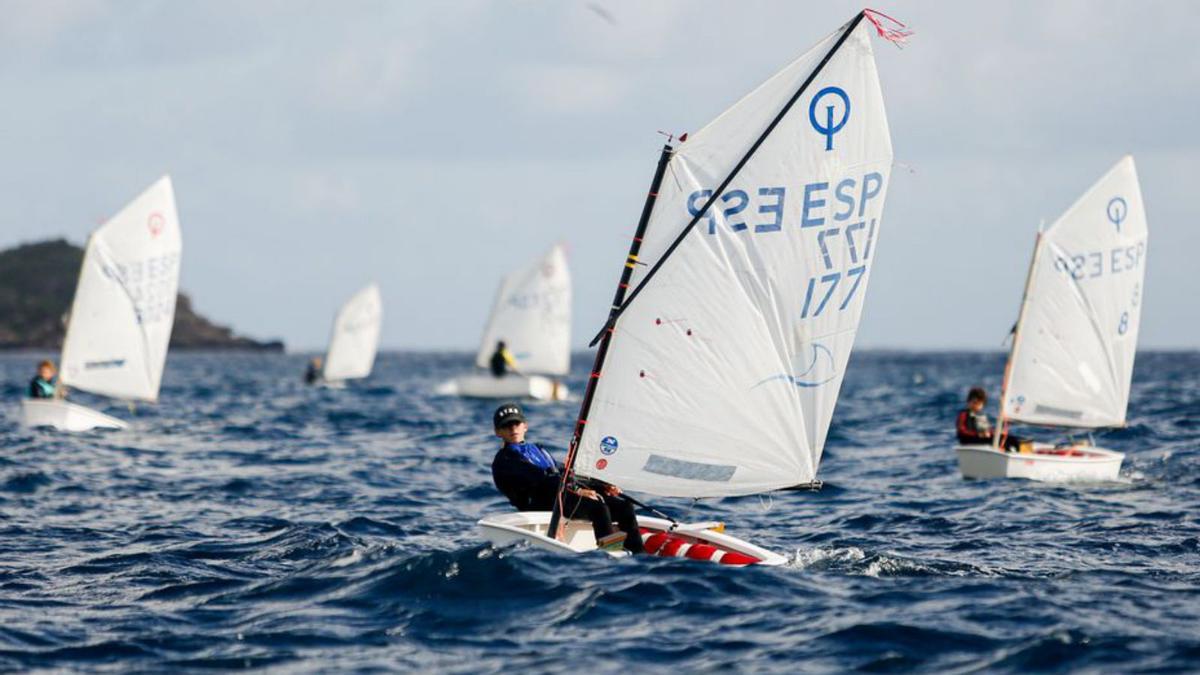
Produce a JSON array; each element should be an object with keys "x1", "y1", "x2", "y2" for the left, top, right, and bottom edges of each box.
[
  {"x1": 59, "y1": 176, "x2": 182, "y2": 402},
  {"x1": 473, "y1": 244, "x2": 571, "y2": 377},
  {"x1": 571, "y1": 14, "x2": 894, "y2": 498},
  {"x1": 1000, "y1": 156, "x2": 1147, "y2": 429},
  {"x1": 323, "y1": 283, "x2": 383, "y2": 382}
]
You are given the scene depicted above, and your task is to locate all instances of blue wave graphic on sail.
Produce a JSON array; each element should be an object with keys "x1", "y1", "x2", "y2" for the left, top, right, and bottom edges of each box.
[{"x1": 753, "y1": 343, "x2": 837, "y2": 388}]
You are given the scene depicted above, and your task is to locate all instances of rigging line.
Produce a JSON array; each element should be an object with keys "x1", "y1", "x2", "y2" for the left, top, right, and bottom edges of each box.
[{"x1": 587, "y1": 10, "x2": 867, "y2": 348}]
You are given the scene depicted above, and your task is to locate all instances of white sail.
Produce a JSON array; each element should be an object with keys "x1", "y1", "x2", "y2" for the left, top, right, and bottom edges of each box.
[
  {"x1": 323, "y1": 283, "x2": 383, "y2": 382},
  {"x1": 473, "y1": 244, "x2": 571, "y2": 377},
  {"x1": 59, "y1": 176, "x2": 182, "y2": 402},
  {"x1": 1001, "y1": 156, "x2": 1147, "y2": 428},
  {"x1": 574, "y1": 18, "x2": 893, "y2": 497}
]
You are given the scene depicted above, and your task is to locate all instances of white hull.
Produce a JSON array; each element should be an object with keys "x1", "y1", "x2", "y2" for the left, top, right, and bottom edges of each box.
[
  {"x1": 438, "y1": 374, "x2": 568, "y2": 401},
  {"x1": 956, "y1": 443, "x2": 1124, "y2": 482},
  {"x1": 20, "y1": 399, "x2": 128, "y2": 432},
  {"x1": 478, "y1": 511, "x2": 786, "y2": 566}
]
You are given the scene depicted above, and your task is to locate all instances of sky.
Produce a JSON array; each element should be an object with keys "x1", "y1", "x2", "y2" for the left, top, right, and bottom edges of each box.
[{"x1": 1, "y1": 0, "x2": 1197, "y2": 351}]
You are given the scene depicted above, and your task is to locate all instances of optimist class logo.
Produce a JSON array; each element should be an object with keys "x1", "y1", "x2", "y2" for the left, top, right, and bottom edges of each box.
[
  {"x1": 809, "y1": 86, "x2": 850, "y2": 151},
  {"x1": 599, "y1": 436, "x2": 619, "y2": 455},
  {"x1": 1107, "y1": 197, "x2": 1127, "y2": 232},
  {"x1": 147, "y1": 212, "x2": 166, "y2": 238}
]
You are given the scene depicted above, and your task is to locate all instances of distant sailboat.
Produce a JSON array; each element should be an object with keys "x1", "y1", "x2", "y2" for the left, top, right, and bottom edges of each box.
[
  {"x1": 438, "y1": 244, "x2": 571, "y2": 401},
  {"x1": 957, "y1": 156, "x2": 1147, "y2": 481},
  {"x1": 315, "y1": 283, "x2": 382, "y2": 387},
  {"x1": 21, "y1": 176, "x2": 182, "y2": 432},
  {"x1": 480, "y1": 10, "x2": 903, "y2": 564}
]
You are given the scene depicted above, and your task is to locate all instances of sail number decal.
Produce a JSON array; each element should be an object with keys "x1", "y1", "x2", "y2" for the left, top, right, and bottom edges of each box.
[
  {"x1": 1052, "y1": 240, "x2": 1145, "y2": 281},
  {"x1": 687, "y1": 172, "x2": 886, "y2": 320},
  {"x1": 101, "y1": 252, "x2": 180, "y2": 325}
]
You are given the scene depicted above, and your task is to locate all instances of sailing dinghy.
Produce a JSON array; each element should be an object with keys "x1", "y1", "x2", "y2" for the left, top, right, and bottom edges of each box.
[
  {"x1": 316, "y1": 283, "x2": 383, "y2": 387},
  {"x1": 479, "y1": 10, "x2": 904, "y2": 565},
  {"x1": 20, "y1": 176, "x2": 182, "y2": 432},
  {"x1": 956, "y1": 156, "x2": 1147, "y2": 482},
  {"x1": 438, "y1": 244, "x2": 571, "y2": 401}
]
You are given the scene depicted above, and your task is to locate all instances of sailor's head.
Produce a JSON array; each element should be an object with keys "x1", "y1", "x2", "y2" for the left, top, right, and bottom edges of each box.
[
  {"x1": 496, "y1": 340, "x2": 506, "y2": 350},
  {"x1": 967, "y1": 387, "x2": 987, "y2": 411},
  {"x1": 311, "y1": 357, "x2": 322, "y2": 368},
  {"x1": 37, "y1": 360, "x2": 55, "y2": 379},
  {"x1": 493, "y1": 402, "x2": 527, "y2": 443}
]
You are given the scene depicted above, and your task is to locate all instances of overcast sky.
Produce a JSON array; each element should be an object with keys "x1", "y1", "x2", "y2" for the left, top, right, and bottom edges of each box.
[{"x1": 1, "y1": 0, "x2": 1196, "y2": 351}]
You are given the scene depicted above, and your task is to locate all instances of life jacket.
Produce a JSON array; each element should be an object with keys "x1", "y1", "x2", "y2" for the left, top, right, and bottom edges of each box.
[
  {"x1": 29, "y1": 376, "x2": 55, "y2": 399},
  {"x1": 491, "y1": 442, "x2": 562, "y2": 511},
  {"x1": 956, "y1": 408, "x2": 992, "y2": 444}
]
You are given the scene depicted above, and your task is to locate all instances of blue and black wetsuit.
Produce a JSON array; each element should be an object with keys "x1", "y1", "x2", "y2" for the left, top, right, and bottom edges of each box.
[
  {"x1": 491, "y1": 441, "x2": 643, "y2": 553},
  {"x1": 28, "y1": 376, "x2": 56, "y2": 399}
]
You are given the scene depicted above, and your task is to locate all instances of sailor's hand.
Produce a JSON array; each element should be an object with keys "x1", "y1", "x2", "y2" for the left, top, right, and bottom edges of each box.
[
  {"x1": 602, "y1": 484, "x2": 621, "y2": 497},
  {"x1": 575, "y1": 488, "x2": 601, "y2": 500}
]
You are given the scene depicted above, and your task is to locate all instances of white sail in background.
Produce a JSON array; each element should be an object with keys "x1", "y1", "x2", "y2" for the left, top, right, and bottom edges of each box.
[
  {"x1": 473, "y1": 244, "x2": 571, "y2": 377},
  {"x1": 574, "y1": 18, "x2": 893, "y2": 497},
  {"x1": 323, "y1": 283, "x2": 383, "y2": 382},
  {"x1": 1002, "y1": 157, "x2": 1147, "y2": 428},
  {"x1": 59, "y1": 176, "x2": 182, "y2": 402}
]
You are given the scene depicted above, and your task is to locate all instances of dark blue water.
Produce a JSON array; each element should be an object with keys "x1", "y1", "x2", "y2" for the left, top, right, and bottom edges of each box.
[{"x1": 1, "y1": 351, "x2": 1197, "y2": 672}]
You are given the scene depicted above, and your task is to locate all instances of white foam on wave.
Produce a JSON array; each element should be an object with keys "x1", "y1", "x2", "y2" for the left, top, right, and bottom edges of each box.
[
  {"x1": 787, "y1": 546, "x2": 866, "y2": 570},
  {"x1": 331, "y1": 548, "x2": 363, "y2": 568}
]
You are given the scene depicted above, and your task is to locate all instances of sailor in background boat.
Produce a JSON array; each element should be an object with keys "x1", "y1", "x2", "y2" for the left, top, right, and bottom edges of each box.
[
  {"x1": 488, "y1": 340, "x2": 520, "y2": 378},
  {"x1": 956, "y1": 387, "x2": 1026, "y2": 451},
  {"x1": 490, "y1": 403, "x2": 644, "y2": 554},
  {"x1": 28, "y1": 360, "x2": 58, "y2": 399},
  {"x1": 304, "y1": 357, "x2": 323, "y2": 385}
]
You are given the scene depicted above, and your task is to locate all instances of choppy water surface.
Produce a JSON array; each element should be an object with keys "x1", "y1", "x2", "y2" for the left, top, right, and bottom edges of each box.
[{"x1": 0, "y1": 351, "x2": 1196, "y2": 672}]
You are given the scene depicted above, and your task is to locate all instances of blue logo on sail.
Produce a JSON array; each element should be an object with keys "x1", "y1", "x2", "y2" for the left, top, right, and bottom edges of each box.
[
  {"x1": 1107, "y1": 197, "x2": 1127, "y2": 231},
  {"x1": 599, "y1": 436, "x2": 619, "y2": 455},
  {"x1": 809, "y1": 86, "x2": 850, "y2": 151},
  {"x1": 753, "y1": 343, "x2": 837, "y2": 389}
]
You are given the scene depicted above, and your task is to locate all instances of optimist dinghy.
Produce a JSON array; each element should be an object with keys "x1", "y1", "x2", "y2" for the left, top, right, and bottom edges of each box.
[
  {"x1": 955, "y1": 157, "x2": 1148, "y2": 482},
  {"x1": 316, "y1": 283, "x2": 383, "y2": 388},
  {"x1": 20, "y1": 176, "x2": 182, "y2": 432},
  {"x1": 480, "y1": 10, "x2": 905, "y2": 565},
  {"x1": 439, "y1": 244, "x2": 571, "y2": 401}
]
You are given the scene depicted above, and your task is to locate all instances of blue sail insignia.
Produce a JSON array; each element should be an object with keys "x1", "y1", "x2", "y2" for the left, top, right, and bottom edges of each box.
[{"x1": 753, "y1": 343, "x2": 837, "y2": 389}]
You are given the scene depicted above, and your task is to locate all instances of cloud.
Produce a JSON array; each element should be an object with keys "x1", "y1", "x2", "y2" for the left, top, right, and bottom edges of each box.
[
  {"x1": 0, "y1": 0, "x2": 106, "y2": 51},
  {"x1": 292, "y1": 170, "x2": 361, "y2": 213}
]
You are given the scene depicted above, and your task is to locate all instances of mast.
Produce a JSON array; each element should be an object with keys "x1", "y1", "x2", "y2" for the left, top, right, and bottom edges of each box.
[
  {"x1": 587, "y1": 10, "x2": 867, "y2": 348},
  {"x1": 995, "y1": 231, "x2": 1044, "y2": 449},
  {"x1": 549, "y1": 143, "x2": 673, "y2": 540}
]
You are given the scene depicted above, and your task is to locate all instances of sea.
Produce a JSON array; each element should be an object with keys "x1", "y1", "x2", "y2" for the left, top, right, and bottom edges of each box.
[{"x1": 0, "y1": 350, "x2": 1196, "y2": 673}]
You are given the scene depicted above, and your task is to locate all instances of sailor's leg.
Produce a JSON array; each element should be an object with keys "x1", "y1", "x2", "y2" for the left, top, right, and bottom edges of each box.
[
  {"x1": 562, "y1": 491, "x2": 615, "y2": 541},
  {"x1": 604, "y1": 495, "x2": 645, "y2": 554}
]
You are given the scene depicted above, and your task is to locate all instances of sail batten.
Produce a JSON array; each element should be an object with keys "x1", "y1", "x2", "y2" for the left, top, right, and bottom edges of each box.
[
  {"x1": 323, "y1": 283, "x2": 383, "y2": 382},
  {"x1": 474, "y1": 244, "x2": 571, "y2": 377},
  {"x1": 1001, "y1": 156, "x2": 1147, "y2": 429},
  {"x1": 571, "y1": 17, "x2": 895, "y2": 498},
  {"x1": 59, "y1": 176, "x2": 182, "y2": 403}
]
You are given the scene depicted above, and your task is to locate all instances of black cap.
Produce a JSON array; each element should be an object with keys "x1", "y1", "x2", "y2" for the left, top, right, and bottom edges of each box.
[{"x1": 493, "y1": 403, "x2": 526, "y2": 428}]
